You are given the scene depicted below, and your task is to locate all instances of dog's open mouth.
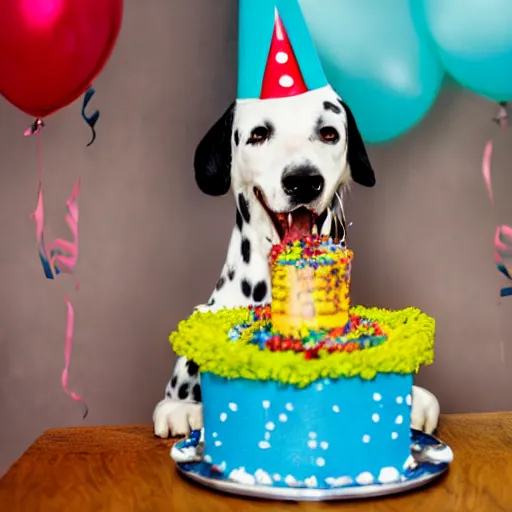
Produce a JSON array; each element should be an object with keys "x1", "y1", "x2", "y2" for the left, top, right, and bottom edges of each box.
[{"x1": 254, "y1": 187, "x2": 341, "y2": 241}]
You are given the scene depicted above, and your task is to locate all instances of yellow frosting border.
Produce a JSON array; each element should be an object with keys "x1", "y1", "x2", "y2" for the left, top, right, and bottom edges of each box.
[{"x1": 169, "y1": 305, "x2": 435, "y2": 387}]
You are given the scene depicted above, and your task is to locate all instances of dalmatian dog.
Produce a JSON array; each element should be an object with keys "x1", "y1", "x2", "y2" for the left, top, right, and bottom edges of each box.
[{"x1": 153, "y1": 85, "x2": 440, "y2": 438}]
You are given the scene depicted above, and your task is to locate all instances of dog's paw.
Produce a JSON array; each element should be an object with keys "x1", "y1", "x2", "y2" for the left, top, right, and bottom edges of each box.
[
  {"x1": 410, "y1": 386, "x2": 440, "y2": 434},
  {"x1": 153, "y1": 399, "x2": 204, "y2": 438}
]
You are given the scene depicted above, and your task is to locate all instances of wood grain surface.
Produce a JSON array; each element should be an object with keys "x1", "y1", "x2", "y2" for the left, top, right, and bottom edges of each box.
[{"x1": 1, "y1": 412, "x2": 511, "y2": 512}]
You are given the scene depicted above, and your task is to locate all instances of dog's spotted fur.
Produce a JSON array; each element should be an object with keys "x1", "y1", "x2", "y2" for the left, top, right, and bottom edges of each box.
[{"x1": 153, "y1": 86, "x2": 440, "y2": 438}]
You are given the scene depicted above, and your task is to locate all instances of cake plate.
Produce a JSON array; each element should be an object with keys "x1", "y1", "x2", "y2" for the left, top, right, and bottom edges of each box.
[{"x1": 171, "y1": 428, "x2": 453, "y2": 501}]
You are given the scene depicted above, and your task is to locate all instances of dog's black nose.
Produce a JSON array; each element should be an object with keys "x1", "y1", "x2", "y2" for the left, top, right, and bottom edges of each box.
[{"x1": 282, "y1": 166, "x2": 324, "y2": 204}]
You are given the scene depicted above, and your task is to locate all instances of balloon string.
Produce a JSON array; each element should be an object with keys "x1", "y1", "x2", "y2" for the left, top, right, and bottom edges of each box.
[
  {"x1": 81, "y1": 86, "x2": 100, "y2": 147},
  {"x1": 482, "y1": 104, "x2": 510, "y2": 364},
  {"x1": 29, "y1": 133, "x2": 87, "y2": 418}
]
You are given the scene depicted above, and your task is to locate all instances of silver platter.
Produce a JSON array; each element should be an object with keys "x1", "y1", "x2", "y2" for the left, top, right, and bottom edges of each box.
[{"x1": 176, "y1": 464, "x2": 448, "y2": 501}]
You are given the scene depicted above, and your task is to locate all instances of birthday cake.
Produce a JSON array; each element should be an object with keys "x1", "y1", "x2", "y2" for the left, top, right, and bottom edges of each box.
[{"x1": 170, "y1": 235, "x2": 436, "y2": 490}]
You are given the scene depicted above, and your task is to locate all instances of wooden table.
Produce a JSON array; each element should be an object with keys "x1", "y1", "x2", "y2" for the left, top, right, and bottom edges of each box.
[{"x1": 1, "y1": 413, "x2": 511, "y2": 512}]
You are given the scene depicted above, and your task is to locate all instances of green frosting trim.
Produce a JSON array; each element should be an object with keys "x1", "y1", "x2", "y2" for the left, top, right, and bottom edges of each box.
[{"x1": 169, "y1": 305, "x2": 435, "y2": 387}]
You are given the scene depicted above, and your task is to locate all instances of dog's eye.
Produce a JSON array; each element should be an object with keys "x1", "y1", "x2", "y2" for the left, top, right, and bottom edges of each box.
[
  {"x1": 319, "y1": 126, "x2": 340, "y2": 144},
  {"x1": 248, "y1": 126, "x2": 270, "y2": 144}
]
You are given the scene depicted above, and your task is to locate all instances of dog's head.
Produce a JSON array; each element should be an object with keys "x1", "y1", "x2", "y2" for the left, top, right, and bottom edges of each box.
[{"x1": 194, "y1": 85, "x2": 375, "y2": 244}]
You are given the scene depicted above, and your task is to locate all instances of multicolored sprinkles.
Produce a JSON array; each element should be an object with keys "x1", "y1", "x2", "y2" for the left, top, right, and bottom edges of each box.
[
  {"x1": 269, "y1": 234, "x2": 351, "y2": 269},
  {"x1": 227, "y1": 305, "x2": 387, "y2": 360}
]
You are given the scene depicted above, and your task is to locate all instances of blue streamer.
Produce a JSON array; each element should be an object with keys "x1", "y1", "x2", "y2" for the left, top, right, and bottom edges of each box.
[
  {"x1": 81, "y1": 86, "x2": 100, "y2": 147},
  {"x1": 501, "y1": 287, "x2": 512, "y2": 297}
]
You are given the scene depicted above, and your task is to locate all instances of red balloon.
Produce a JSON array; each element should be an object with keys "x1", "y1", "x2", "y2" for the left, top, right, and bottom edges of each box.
[{"x1": 0, "y1": 0, "x2": 123, "y2": 118}]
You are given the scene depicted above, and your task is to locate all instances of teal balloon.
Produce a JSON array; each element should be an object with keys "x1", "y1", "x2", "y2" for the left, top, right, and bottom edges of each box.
[
  {"x1": 299, "y1": 0, "x2": 444, "y2": 143},
  {"x1": 415, "y1": 0, "x2": 512, "y2": 102}
]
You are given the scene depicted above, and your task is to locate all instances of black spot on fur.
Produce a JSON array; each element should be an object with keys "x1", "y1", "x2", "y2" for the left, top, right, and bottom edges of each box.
[
  {"x1": 228, "y1": 268, "x2": 235, "y2": 281},
  {"x1": 324, "y1": 101, "x2": 342, "y2": 114},
  {"x1": 187, "y1": 360, "x2": 199, "y2": 377},
  {"x1": 178, "y1": 383, "x2": 189, "y2": 400},
  {"x1": 166, "y1": 390, "x2": 171, "y2": 398},
  {"x1": 241, "y1": 238, "x2": 251, "y2": 264},
  {"x1": 216, "y1": 276, "x2": 225, "y2": 290},
  {"x1": 253, "y1": 281, "x2": 268, "y2": 302},
  {"x1": 192, "y1": 384, "x2": 202, "y2": 402},
  {"x1": 236, "y1": 209, "x2": 243, "y2": 230},
  {"x1": 241, "y1": 279, "x2": 252, "y2": 298},
  {"x1": 238, "y1": 193, "x2": 251, "y2": 223},
  {"x1": 234, "y1": 130, "x2": 240, "y2": 146},
  {"x1": 207, "y1": 298, "x2": 215, "y2": 306},
  {"x1": 171, "y1": 376, "x2": 177, "y2": 388}
]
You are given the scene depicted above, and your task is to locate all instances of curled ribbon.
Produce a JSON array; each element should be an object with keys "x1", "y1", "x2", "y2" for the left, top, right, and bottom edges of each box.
[{"x1": 81, "y1": 86, "x2": 100, "y2": 147}]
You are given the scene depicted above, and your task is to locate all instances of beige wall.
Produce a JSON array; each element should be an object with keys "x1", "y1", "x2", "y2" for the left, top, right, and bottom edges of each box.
[{"x1": 1, "y1": 0, "x2": 511, "y2": 473}]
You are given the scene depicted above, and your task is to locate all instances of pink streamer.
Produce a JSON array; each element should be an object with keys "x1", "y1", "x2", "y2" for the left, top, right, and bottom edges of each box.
[
  {"x1": 28, "y1": 132, "x2": 86, "y2": 417},
  {"x1": 482, "y1": 141, "x2": 494, "y2": 207}
]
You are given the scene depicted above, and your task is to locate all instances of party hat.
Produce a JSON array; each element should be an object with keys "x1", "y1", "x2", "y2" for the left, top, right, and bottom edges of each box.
[{"x1": 238, "y1": 0, "x2": 328, "y2": 101}]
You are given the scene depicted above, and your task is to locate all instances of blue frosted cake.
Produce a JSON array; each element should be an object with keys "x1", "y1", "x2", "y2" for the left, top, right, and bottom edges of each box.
[{"x1": 170, "y1": 235, "x2": 435, "y2": 489}]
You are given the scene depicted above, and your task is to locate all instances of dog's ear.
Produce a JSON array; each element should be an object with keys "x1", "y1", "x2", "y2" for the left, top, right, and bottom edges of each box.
[
  {"x1": 194, "y1": 102, "x2": 235, "y2": 196},
  {"x1": 339, "y1": 100, "x2": 376, "y2": 187}
]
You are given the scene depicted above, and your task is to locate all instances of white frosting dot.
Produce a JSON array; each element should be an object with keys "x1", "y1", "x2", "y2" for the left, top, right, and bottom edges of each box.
[
  {"x1": 273, "y1": 474, "x2": 281, "y2": 482},
  {"x1": 316, "y1": 383, "x2": 323, "y2": 391},
  {"x1": 308, "y1": 440, "x2": 317, "y2": 449},
  {"x1": 308, "y1": 432, "x2": 317, "y2": 439},
  {"x1": 332, "y1": 405, "x2": 340, "y2": 413},
  {"x1": 279, "y1": 75, "x2": 294, "y2": 88},
  {"x1": 228, "y1": 402, "x2": 238, "y2": 412},
  {"x1": 212, "y1": 432, "x2": 218, "y2": 438},
  {"x1": 285, "y1": 402, "x2": 294, "y2": 411},
  {"x1": 316, "y1": 457, "x2": 326, "y2": 467},
  {"x1": 262, "y1": 400, "x2": 270, "y2": 409},
  {"x1": 373, "y1": 393, "x2": 382, "y2": 402},
  {"x1": 372, "y1": 413, "x2": 380, "y2": 423},
  {"x1": 255, "y1": 469, "x2": 272, "y2": 485},
  {"x1": 220, "y1": 412, "x2": 227, "y2": 422},
  {"x1": 278, "y1": 413, "x2": 288, "y2": 423},
  {"x1": 391, "y1": 432, "x2": 399, "y2": 440},
  {"x1": 406, "y1": 394, "x2": 412, "y2": 406},
  {"x1": 362, "y1": 434, "x2": 371, "y2": 443},
  {"x1": 395, "y1": 415, "x2": 404, "y2": 425},
  {"x1": 320, "y1": 441, "x2": 329, "y2": 450},
  {"x1": 214, "y1": 440, "x2": 222, "y2": 447},
  {"x1": 275, "y1": 51, "x2": 288, "y2": 64},
  {"x1": 396, "y1": 396, "x2": 404, "y2": 404},
  {"x1": 355, "y1": 471, "x2": 374, "y2": 485},
  {"x1": 258, "y1": 441, "x2": 271, "y2": 449},
  {"x1": 264, "y1": 432, "x2": 271, "y2": 441},
  {"x1": 265, "y1": 421, "x2": 275, "y2": 431},
  {"x1": 378, "y1": 467, "x2": 400, "y2": 484}
]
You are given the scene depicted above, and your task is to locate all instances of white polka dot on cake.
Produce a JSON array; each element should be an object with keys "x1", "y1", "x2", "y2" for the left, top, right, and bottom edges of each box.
[
  {"x1": 362, "y1": 434, "x2": 371, "y2": 443},
  {"x1": 308, "y1": 440, "x2": 317, "y2": 449},
  {"x1": 212, "y1": 432, "x2": 218, "y2": 438},
  {"x1": 316, "y1": 383, "x2": 323, "y2": 391},
  {"x1": 320, "y1": 441, "x2": 329, "y2": 450},
  {"x1": 265, "y1": 421, "x2": 275, "y2": 431},
  {"x1": 396, "y1": 396, "x2": 404, "y2": 404},
  {"x1": 372, "y1": 413, "x2": 380, "y2": 423},
  {"x1": 228, "y1": 402, "x2": 238, "y2": 412},
  {"x1": 220, "y1": 412, "x2": 227, "y2": 422},
  {"x1": 332, "y1": 405, "x2": 340, "y2": 413},
  {"x1": 316, "y1": 457, "x2": 326, "y2": 467},
  {"x1": 279, "y1": 75, "x2": 294, "y2": 88},
  {"x1": 406, "y1": 394, "x2": 412, "y2": 406},
  {"x1": 378, "y1": 467, "x2": 400, "y2": 484},
  {"x1": 391, "y1": 432, "x2": 399, "y2": 440},
  {"x1": 262, "y1": 400, "x2": 270, "y2": 409},
  {"x1": 355, "y1": 471, "x2": 374, "y2": 485},
  {"x1": 395, "y1": 415, "x2": 404, "y2": 425},
  {"x1": 273, "y1": 474, "x2": 281, "y2": 482},
  {"x1": 373, "y1": 393, "x2": 382, "y2": 402},
  {"x1": 258, "y1": 441, "x2": 271, "y2": 449},
  {"x1": 285, "y1": 402, "x2": 294, "y2": 411},
  {"x1": 278, "y1": 413, "x2": 288, "y2": 423},
  {"x1": 308, "y1": 432, "x2": 317, "y2": 439},
  {"x1": 215, "y1": 440, "x2": 222, "y2": 447},
  {"x1": 275, "y1": 51, "x2": 288, "y2": 64}
]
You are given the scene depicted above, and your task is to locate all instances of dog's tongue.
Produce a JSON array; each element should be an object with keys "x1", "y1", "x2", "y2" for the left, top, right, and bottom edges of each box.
[{"x1": 288, "y1": 209, "x2": 313, "y2": 239}]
